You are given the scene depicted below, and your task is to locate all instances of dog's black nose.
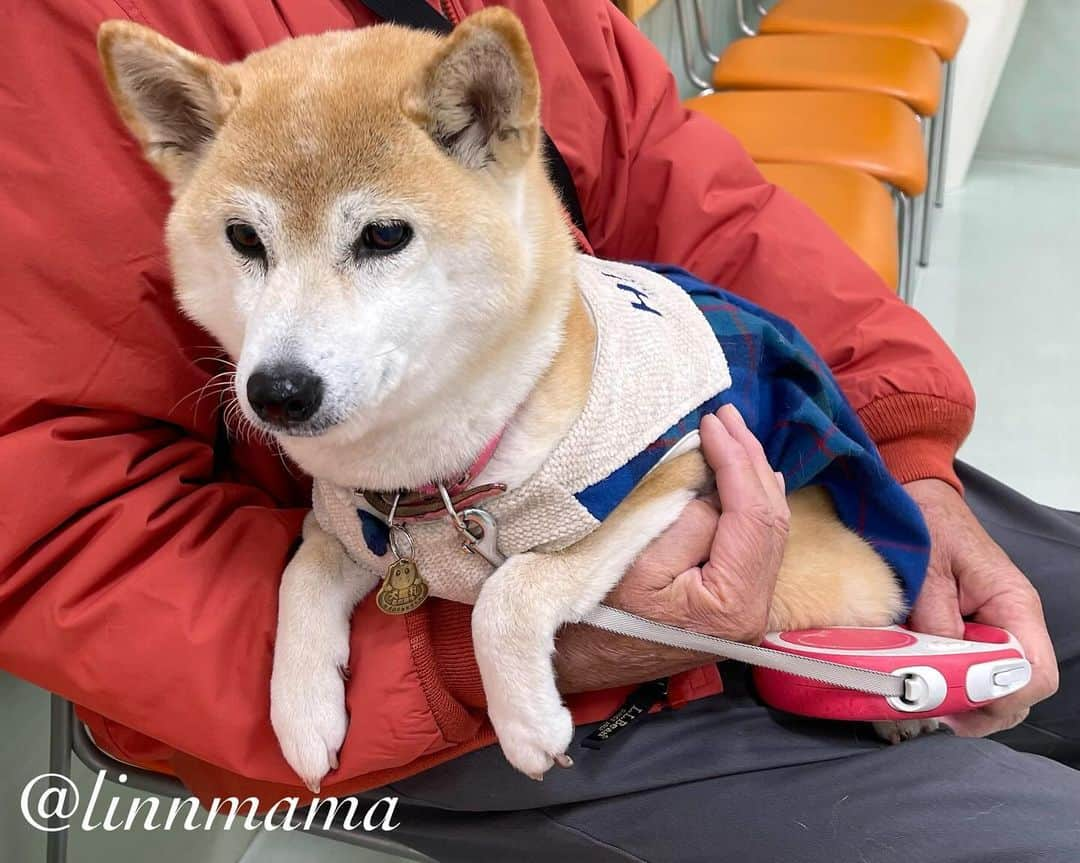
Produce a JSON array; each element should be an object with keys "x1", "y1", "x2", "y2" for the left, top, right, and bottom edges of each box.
[{"x1": 246, "y1": 364, "x2": 324, "y2": 425}]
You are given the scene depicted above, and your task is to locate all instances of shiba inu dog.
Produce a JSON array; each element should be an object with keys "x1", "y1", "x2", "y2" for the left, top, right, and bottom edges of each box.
[{"x1": 98, "y1": 8, "x2": 919, "y2": 791}]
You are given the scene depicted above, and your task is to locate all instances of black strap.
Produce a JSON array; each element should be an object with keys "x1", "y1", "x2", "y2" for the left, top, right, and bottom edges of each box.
[
  {"x1": 359, "y1": 0, "x2": 452, "y2": 33},
  {"x1": 356, "y1": 0, "x2": 589, "y2": 241}
]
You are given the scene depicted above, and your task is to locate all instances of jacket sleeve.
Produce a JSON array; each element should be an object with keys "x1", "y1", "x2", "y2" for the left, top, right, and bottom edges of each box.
[
  {"x1": 518, "y1": 0, "x2": 975, "y2": 491},
  {"x1": 0, "y1": 0, "x2": 314, "y2": 776}
]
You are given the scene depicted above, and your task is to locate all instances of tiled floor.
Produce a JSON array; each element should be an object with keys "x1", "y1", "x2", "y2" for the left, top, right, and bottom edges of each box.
[
  {"x1": 2, "y1": 157, "x2": 1076, "y2": 863},
  {"x1": 913, "y1": 158, "x2": 1080, "y2": 511}
]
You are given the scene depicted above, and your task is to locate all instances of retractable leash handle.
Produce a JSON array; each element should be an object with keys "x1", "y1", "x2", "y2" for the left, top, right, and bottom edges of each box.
[
  {"x1": 457, "y1": 509, "x2": 1030, "y2": 721},
  {"x1": 583, "y1": 605, "x2": 907, "y2": 699},
  {"x1": 585, "y1": 607, "x2": 1032, "y2": 722}
]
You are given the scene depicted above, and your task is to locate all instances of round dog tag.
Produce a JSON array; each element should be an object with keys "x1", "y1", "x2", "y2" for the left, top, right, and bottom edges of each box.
[{"x1": 377, "y1": 558, "x2": 429, "y2": 615}]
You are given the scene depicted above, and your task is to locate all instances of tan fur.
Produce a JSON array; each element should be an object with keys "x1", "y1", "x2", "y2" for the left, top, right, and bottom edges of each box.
[
  {"x1": 100, "y1": 14, "x2": 573, "y2": 338},
  {"x1": 406, "y1": 9, "x2": 542, "y2": 173},
  {"x1": 504, "y1": 292, "x2": 596, "y2": 458},
  {"x1": 770, "y1": 486, "x2": 906, "y2": 629},
  {"x1": 98, "y1": 10, "x2": 911, "y2": 784},
  {"x1": 598, "y1": 450, "x2": 713, "y2": 536},
  {"x1": 582, "y1": 454, "x2": 904, "y2": 631},
  {"x1": 98, "y1": 21, "x2": 240, "y2": 184}
]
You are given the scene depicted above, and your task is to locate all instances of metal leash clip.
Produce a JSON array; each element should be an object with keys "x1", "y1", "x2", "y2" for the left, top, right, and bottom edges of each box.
[{"x1": 437, "y1": 483, "x2": 506, "y2": 567}]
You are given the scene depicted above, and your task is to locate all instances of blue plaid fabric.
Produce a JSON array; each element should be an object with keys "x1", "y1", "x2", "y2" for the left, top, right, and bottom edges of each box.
[{"x1": 575, "y1": 264, "x2": 931, "y2": 607}]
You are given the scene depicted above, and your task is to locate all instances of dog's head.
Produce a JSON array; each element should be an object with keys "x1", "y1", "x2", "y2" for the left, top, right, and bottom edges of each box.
[{"x1": 99, "y1": 10, "x2": 573, "y2": 482}]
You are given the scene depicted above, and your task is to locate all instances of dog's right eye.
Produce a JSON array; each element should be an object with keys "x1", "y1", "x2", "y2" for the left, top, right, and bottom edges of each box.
[
  {"x1": 355, "y1": 221, "x2": 413, "y2": 258},
  {"x1": 226, "y1": 222, "x2": 266, "y2": 261}
]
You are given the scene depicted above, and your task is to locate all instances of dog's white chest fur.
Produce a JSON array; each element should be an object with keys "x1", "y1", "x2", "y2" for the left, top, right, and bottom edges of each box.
[{"x1": 312, "y1": 256, "x2": 731, "y2": 603}]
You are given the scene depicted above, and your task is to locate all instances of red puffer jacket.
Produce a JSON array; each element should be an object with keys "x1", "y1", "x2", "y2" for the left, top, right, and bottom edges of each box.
[{"x1": 0, "y1": 0, "x2": 974, "y2": 803}]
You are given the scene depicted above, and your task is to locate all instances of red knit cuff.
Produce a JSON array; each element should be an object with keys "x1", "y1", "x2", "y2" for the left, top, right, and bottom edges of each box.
[
  {"x1": 429, "y1": 600, "x2": 487, "y2": 708},
  {"x1": 857, "y1": 394, "x2": 974, "y2": 494}
]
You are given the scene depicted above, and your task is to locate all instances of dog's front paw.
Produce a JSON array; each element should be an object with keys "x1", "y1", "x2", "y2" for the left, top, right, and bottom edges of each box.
[
  {"x1": 271, "y1": 659, "x2": 348, "y2": 793},
  {"x1": 490, "y1": 700, "x2": 575, "y2": 781},
  {"x1": 872, "y1": 718, "x2": 941, "y2": 744}
]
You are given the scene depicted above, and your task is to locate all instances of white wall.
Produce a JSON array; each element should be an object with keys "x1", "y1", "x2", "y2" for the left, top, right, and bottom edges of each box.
[
  {"x1": 944, "y1": 0, "x2": 1028, "y2": 188},
  {"x1": 977, "y1": 0, "x2": 1080, "y2": 165}
]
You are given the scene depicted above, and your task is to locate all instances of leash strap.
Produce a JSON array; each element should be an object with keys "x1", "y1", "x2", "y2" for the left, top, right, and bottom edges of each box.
[
  {"x1": 585, "y1": 605, "x2": 907, "y2": 698},
  {"x1": 354, "y1": 0, "x2": 591, "y2": 242},
  {"x1": 450, "y1": 508, "x2": 909, "y2": 698}
]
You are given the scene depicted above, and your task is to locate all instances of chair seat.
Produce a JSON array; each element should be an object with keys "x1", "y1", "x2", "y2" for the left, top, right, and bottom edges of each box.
[
  {"x1": 713, "y1": 34, "x2": 942, "y2": 117},
  {"x1": 759, "y1": 0, "x2": 968, "y2": 61},
  {"x1": 685, "y1": 90, "x2": 927, "y2": 197},
  {"x1": 757, "y1": 162, "x2": 899, "y2": 291}
]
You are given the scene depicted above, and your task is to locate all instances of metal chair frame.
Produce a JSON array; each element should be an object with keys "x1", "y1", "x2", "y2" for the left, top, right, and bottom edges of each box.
[
  {"x1": 46, "y1": 695, "x2": 433, "y2": 863},
  {"x1": 730, "y1": 0, "x2": 957, "y2": 211},
  {"x1": 683, "y1": 0, "x2": 958, "y2": 299},
  {"x1": 894, "y1": 187, "x2": 916, "y2": 304},
  {"x1": 675, "y1": 0, "x2": 716, "y2": 92}
]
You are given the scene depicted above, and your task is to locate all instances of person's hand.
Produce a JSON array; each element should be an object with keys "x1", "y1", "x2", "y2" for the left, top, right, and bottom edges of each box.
[
  {"x1": 905, "y1": 478, "x2": 1059, "y2": 736},
  {"x1": 608, "y1": 403, "x2": 790, "y2": 642},
  {"x1": 555, "y1": 404, "x2": 789, "y2": 692}
]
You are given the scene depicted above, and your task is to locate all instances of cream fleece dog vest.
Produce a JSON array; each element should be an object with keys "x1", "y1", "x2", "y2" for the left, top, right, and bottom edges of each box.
[{"x1": 312, "y1": 256, "x2": 731, "y2": 604}]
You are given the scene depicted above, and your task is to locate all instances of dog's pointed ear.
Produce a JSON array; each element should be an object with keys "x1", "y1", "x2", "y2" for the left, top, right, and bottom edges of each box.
[
  {"x1": 97, "y1": 20, "x2": 239, "y2": 185},
  {"x1": 409, "y1": 8, "x2": 540, "y2": 172}
]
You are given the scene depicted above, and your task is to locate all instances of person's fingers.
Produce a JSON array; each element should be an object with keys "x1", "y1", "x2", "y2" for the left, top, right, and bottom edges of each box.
[
  {"x1": 969, "y1": 579, "x2": 1059, "y2": 718},
  {"x1": 622, "y1": 407, "x2": 788, "y2": 639},
  {"x1": 907, "y1": 565, "x2": 965, "y2": 640},
  {"x1": 937, "y1": 574, "x2": 1055, "y2": 737},
  {"x1": 699, "y1": 409, "x2": 788, "y2": 617},
  {"x1": 716, "y1": 404, "x2": 788, "y2": 515},
  {"x1": 629, "y1": 499, "x2": 719, "y2": 580},
  {"x1": 942, "y1": 706, "x2": 1030, "y2": 738},
  {"x1": 699, "y1": 411, "x2": 770, "y2": 516}
]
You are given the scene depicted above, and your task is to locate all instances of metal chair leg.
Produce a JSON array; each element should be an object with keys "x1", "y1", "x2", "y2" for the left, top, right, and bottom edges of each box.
[
  {"x1": 894, "y1": 190, "x2": 914, "y2": 304},
  {"x1": 935, "y1": 60, "x2": 955, "y2": 208},
  {"x1": 692, "y1": 0, "x2": 721, "y2": 64},
  {"x1": 46, "y1": 696, "x2": 74, "y2": 863},
  {"x1": 919, "y1": 112, "x2": 940, "y2": 267},
  {"x1": 736, "y1": 0, "x2": 759, "y2": 36},
  {"x1": 676, "y1": 0, "x2": 715, "y2": 93}
]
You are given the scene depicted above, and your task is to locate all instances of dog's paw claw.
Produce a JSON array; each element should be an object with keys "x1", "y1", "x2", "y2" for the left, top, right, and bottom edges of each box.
[
  {"x1": 271, "y1": 662, "x2": 348, "y2": 793},
  {"x1": 872, "y1": 718, "x2": 940, "y2": 744},
  {"x1": 492, "y1": 703, "x2": 575, "y2": 780}
]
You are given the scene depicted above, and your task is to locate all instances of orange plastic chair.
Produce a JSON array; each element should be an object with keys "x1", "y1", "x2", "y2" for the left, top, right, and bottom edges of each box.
[
  {"x1": 757, "y1": 162, "x2": 899, "y2": 293},
  {"x1": 712, "y1": 34, "x2": 942, "y2": 117},
  {"x1": 743, "y1": 0, "x2": 968, "y2": 220},
  {"x1": 709, "y1": 31, "x2": 943, "y2": 268},
  {"x1": 686, "y1": 91, "x2": 926, "y2": 195},
  {"x1": 686, "y1": 90, "x2": 924, "y2": 299},
  {"x1": 755, "y1": 0, "x2": 967, "y2": 61}
]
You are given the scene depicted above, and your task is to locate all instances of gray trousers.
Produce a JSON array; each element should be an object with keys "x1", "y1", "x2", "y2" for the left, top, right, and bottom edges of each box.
[{"x1": 364, "y1": 465, "x2": 1080, "y2": 861}]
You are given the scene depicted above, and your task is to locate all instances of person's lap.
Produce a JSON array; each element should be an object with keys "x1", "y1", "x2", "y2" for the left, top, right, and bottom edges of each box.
[
  {"x1": 359, "y1": 464, "x2": 1079, "y2": 861},
  {"x1": 962, "y1": 463, "x2": 1080, "y2": 763}
]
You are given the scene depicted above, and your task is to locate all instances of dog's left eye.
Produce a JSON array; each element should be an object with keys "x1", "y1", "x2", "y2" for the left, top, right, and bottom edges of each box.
[
  {"x1": 355, "y1": 221, "x2": 413, "y2": 258},
  {"x1": 226, "y1": 222, "x2": 266, "y2": 261}
]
